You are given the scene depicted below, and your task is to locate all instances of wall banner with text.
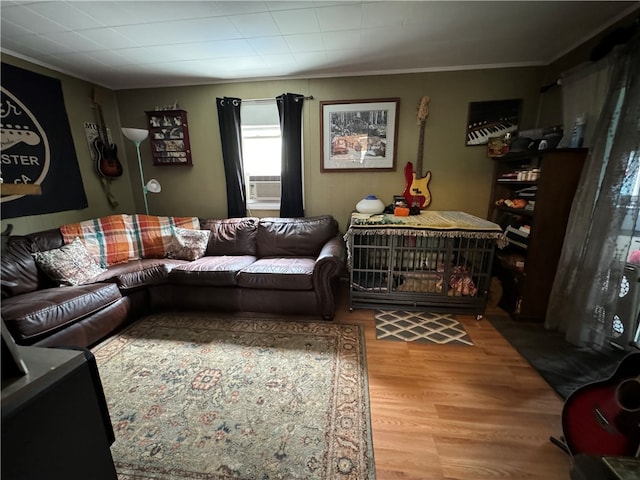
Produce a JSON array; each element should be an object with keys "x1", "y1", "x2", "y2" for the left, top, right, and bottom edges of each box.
[{"x1": 1, "y1": 62, "x2": 87, "y2": 219}]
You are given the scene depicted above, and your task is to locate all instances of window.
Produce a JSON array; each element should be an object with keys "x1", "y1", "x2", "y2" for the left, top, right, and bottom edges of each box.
[
  {"x1": 241, "y1": 100, "x2": 281, "y2": 209},
  {"x1": 601, "y1": 86, "x2": 639, "y2": 204},
  {"x1": 622, "y1": 150, "x2": 639, "y2": 199}
]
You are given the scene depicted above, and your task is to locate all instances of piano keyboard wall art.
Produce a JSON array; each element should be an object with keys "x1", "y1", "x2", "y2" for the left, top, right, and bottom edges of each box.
[{"x1": 465, "y1": 99, "x2": 521, "y2": 146}]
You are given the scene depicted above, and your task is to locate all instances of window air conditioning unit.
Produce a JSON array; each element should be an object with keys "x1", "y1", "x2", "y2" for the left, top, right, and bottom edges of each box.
[{"x1": 248, "y1": 175, "x2": 281, "y2": 201}]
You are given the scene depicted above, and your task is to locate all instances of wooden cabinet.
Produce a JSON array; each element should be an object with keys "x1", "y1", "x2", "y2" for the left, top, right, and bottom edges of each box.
[
  {"x1": 488, "y1": 148, "x2": 587, "y2": 321},
  {"x1": 145, "y1": 109, "x2": 192, "y2": 166}
]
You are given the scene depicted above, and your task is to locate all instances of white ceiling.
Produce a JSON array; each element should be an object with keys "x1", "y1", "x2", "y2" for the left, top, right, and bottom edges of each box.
[{"x1": 1, "y1": 1, "x2": 638, "y2": 90}]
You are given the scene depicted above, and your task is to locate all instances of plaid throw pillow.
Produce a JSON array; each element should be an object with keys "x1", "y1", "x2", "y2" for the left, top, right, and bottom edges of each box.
[
  {"x1": 129, "y1": 215, "x2": 200, "y2": 259},
  {"x1": 60, "y1": 215, "x2": 136, "y2": 267}
]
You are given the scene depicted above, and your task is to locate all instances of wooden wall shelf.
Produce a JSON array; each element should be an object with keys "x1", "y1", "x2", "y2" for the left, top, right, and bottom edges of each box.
[{"x1": 0, "y1": 184, "x2": 42, "y2": 196}]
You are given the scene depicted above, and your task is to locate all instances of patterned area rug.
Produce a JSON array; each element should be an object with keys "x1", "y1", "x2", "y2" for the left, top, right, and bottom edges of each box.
[
  {"x1": 374, "y1": 310, "x2": 474, "y2": 345},
  {"x1": 92, "y1": 314, "x2": 375, "y2": 480}
]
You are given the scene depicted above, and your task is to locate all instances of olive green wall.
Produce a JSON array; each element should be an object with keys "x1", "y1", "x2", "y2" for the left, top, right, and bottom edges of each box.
[
  {"x1": 536, "y1": 7, "x2": 640, "y2": 128},
  {"x1": 4, "y1": 8, "x2": 637, "y2": 236},
  {"x1": 1, "y1": 54, "x2": 137, "y2": 235},
  {"x1": 117, "y1": 66, "x2": 545, "y2": 232},
  {"x1": 2, "y1": 53, "x2": 547, "y2": 235}
]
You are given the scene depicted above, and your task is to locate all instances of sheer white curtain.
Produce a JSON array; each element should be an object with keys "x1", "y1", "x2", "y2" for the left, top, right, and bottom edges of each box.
[
  {"x1": 546, "y1": 34, "x2": 640, "y2": 351},
  {"x1": 558, "y1": 57, "x2": 612, "y2": 149}
]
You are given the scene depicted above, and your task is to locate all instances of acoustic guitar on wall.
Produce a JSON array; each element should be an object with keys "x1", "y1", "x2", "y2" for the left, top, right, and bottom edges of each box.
[
  {"x1": 92, "y1": 91, "x2": 123, "y2": 178},
  {"x1": 403, "y1": 96, "x2": 432, "y2": 209},
  {"x1": 561, "y1": 352, "x2": 640, "y2": 457}
]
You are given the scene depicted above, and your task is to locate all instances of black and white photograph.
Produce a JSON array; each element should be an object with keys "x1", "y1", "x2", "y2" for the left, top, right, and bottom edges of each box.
[{"x1": 321, "y1": 98, "x2": 399, "y2": 171}]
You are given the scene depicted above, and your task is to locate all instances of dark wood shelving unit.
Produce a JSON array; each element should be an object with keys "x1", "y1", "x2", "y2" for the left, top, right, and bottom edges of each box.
[
  {"x1": 488, "y1": 148, "x2": 587, "y2": 321},
  {"x1": 145, "y1": 109, "x2": 192, "y2": 166}
]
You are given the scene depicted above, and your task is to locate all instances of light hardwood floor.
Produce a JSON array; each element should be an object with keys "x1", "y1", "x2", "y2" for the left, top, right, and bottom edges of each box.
[{"x1": 332, "y1": 292, "x2": 571, "y2": 480}]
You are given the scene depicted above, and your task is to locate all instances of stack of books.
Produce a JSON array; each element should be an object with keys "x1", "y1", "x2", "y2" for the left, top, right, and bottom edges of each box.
[{"x1": 504, "y1": 225, "x2": 530, "y2": 249}]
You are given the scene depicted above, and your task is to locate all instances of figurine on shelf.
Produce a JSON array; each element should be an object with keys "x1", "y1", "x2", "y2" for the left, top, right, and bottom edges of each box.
[{"x1": 496, "y1": 198, "x2": 528, "y2": 209}]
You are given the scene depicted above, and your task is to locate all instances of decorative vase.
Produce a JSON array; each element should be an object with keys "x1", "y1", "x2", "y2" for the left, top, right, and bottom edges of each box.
[{"x1": 356, "y1": 195, "x2": 385, "y2": 214}]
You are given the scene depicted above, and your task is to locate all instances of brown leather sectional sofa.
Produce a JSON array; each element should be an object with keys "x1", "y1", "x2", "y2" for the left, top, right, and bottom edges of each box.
[{"x1": 1, "y1": 215, "x2": 346, "y2": 349}]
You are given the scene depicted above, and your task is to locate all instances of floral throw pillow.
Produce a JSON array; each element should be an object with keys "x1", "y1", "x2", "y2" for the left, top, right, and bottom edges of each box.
[
  {"x1": 32, "y1": 237, "x2": 107, "y2": 286},
  {"x1": 166, "y1": 228, "x2": 211, "y2": 261}
]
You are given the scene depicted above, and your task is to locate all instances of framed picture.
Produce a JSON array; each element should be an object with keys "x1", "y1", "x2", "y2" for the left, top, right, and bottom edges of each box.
[
  {"x1": 465, "y1": 99, "x2": 521, "y2": 146},
  {"x1": 320, "y1": 98, "x2": 399, "y2": 172}
]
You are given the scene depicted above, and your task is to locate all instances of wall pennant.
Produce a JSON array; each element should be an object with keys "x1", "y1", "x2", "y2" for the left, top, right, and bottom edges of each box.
[{"x1": 1, "y1": 62, "x2": 88, "y2": 219}]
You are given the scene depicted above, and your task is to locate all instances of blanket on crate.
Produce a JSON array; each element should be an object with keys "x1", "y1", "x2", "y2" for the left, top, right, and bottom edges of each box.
[{"x1": 348, "y1": 211, "x2": 503, "y2": 237}]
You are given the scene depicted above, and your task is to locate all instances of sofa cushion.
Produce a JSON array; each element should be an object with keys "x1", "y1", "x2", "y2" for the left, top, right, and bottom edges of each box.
[
  {"x1": 201, "y1": 217, "x2": 258, "y2": 256},
  {"x1": 93, "y1": 259, "x2": 187, "y2": 291},
  {"x1": 237, "y1": 257, "x2": 315, "y2": 290},
  {"x1": 166, "y1": 228, "x2": 210, "y2": 261},
  {"x1": 257, "y1": 216, "x2": 338, "y2": 257},
  {"x1": 170, "y1": 255, "x2": 257, "y2": 286},
  {"x1": 129, "y1": 214, "x2": 201, "y2": 259},
  {"x1": 32, "y1": 237, "x2": 107, "y2": 286},
  {"x1": 27, "y1": 228, "x2": 65, "y2": 252},
  {"x1": 1, "y1": 282, "x2": 122, "y2": 342},
  {"x1": 1, "y1": 236, "x2": 39, "y2": 299}
]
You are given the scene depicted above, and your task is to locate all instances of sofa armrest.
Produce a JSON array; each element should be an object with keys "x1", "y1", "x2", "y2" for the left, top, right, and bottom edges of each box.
[{"x1": 313, "y1": 235, "x2": 346, "y2": 319}]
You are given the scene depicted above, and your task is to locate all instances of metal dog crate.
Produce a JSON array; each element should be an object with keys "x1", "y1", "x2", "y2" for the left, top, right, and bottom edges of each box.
[{"x1": 345, "y1": 212, "x2": 503, "y2": 315}]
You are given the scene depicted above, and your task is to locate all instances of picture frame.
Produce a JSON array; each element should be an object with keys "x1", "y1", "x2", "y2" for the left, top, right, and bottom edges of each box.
[
  {"x1": 320, "y1": 98, "x2": 399, "y2": 172},
  {"x1": 465, "y1": 99, "x2": 521, "y2": 146}
]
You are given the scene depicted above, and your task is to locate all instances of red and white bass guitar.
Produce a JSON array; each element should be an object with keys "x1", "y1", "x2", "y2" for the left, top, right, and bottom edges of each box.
[{"x1": 403, "y1": 96, "x2": 432, "y2": 209}]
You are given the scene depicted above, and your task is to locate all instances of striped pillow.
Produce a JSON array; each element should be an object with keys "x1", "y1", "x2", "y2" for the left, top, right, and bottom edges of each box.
[
  {"x1": 129, "y1": 214, "x2": 200, "y2": 259},
  {"x1": 60, "y1": 214, "x2": 137, "y2": 267}
]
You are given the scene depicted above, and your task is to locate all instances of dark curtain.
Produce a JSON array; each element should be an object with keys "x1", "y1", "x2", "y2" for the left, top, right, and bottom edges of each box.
[
  {"x1": 216, "y1": 97, "x2": 246, "y2": 218},
  {"x1": 277, "y1": 93, "x2": 305, "y2": 217}
]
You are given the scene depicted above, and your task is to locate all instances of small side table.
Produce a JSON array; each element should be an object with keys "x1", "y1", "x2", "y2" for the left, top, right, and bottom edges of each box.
[
  {"x1": 570, "y1": 454, "x2": 640, "y2": 480},
  {"x1": 2, "y1": 345, "x2": 117, "y2": 480}
]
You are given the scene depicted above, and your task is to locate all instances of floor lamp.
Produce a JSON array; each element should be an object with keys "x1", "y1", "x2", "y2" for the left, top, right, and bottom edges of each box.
[{"x1": 121, "y1": 127, "x2": 161, "y2": 215}]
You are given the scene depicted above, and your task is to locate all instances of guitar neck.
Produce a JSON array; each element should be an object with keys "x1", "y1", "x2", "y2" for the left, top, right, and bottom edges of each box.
[
  {"x1": 97, "y1": 104, "x2": 108, "y2": 143},
  {"x1": 92, "y1": 90, "x2": 109, "y2": 144},
  {"x1": 415, "y1": 120, "x2": 426, "y2": 176}
]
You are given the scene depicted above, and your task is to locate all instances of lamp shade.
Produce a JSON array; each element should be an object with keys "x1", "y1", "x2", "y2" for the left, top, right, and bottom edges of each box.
[
  {"x1": 121, "y1": 127, "x2": 149, "y2": 142},
  {"x1": 146, "y1": 179, "x2": 161, "y2": 193}
]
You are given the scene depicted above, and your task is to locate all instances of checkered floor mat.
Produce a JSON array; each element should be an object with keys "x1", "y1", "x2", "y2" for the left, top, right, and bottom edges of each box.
[{"x1": 374, "y1": 310, "x2": 474, "y2": 345}]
